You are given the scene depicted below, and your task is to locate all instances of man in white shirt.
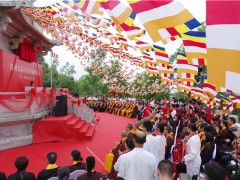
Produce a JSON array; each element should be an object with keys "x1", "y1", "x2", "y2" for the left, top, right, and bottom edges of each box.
[
  {"x1": 143, "y1": 121, "x2": 160, "y2": 167},
  {"x1": 118, "y1": 131, "x2": 157, "y2": 180},
  {"x1": 182, "y1": 123, "x2": 201, "y2": 179},
  {"x1": 155, "y1": 122, "x2": 166, "y2": 162}
]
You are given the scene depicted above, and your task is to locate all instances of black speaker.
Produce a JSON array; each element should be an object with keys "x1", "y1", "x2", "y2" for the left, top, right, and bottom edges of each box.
[{"x1": 55, "y1": 95, "x2": 68, "y2": 117}]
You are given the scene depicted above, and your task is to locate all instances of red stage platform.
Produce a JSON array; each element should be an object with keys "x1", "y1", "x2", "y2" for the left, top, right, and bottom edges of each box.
[{"x1": 33, "y1": 114, "x2": 98, "y2": 143}]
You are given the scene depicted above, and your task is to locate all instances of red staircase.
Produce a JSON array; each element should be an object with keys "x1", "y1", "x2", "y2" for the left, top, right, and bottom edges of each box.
[{"x1": 32, "y1": 114, "x2": 99, "y2": 144}]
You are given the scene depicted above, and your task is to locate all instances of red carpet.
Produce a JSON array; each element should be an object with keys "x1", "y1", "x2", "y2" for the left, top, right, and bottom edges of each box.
[{"x1": 0, "y1": 112, "x2": 136, "y2": 177}]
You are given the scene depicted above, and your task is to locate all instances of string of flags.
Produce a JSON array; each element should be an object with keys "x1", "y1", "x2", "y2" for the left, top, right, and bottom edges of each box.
[{"x1": 20, "y1": 0, "x2": 240, "y2": 113}]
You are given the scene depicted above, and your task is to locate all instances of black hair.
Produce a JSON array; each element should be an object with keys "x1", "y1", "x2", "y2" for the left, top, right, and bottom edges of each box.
[
  {"x1": 125, "y1": 137, "x2": 135, "y2": 150},
  {"x1": 57, "y1": 166, "x2": 70, "y2": 180},
  {"x1": 190, "y1": 116, "x2": 197, "y2": 124},
  {"x1": 16, "y1": 171, "x2": 31, "y2": 180},
  {"x1": 71, "y1": 150, "x2": 83, "y2": 161},
  {"x1": 221, "y1": 120, "x2": 228, "y2": 128},
  {"x1": 157, "y1": 122, "x2": 165, "y2": 133},
  {"x1": 167, "y1": 114, "x2": 173, "y2": 121},
  {"x1": 47, "y1": 152, "x2": 57, "y2": 164},
  {"x1": 169, "y1": 120, "x2": 175, "y2": 127},
  {"x1": 229, "y1": 117, "x2": 236, "y2": 124},
  {"x1": 86, "y1": 156, "x2": 95, "y2": 176},
  {"x1": 175, "y1": 114, "x2": 181, "y2": 120},
  {"x1": 212, "y1": 116, "x2": 220, "y2": 121},
  {"x1": 134, "y1": 132, "x2": 146, "y2": 144},
  {"x1": 187, "y1": 123, "x2": 197, "y2": 132},
  {"x1": 143, "y1": 120, "x2": 153, "y2": 132},
  {"x1": 158, "y1": 160, "x2": 174, "y2": 178},
  {"x1": 201, "y1": 116, "x2": 207, "y2": 121},
  {"x1": 205, "y1": 132, "x2": 214, "y2": 143},
  {"x1": 222, "y1": 114, "x2": 228, "y2": 120},
  {"x1": 15, "y1": 156, "x2": 29, "y2": 171},
  {"x1": 164, "y1": 126, "x2": 172, "y2": 133},
  {"x1": 200, "y1": 123, "x2": 207, "y2": 129},
  {"x1": 204, "y1": 162, "x2": 225, "y2": 180},
  {"x1": 204, "y1": 125, "x2": 212, "y2": 133}
]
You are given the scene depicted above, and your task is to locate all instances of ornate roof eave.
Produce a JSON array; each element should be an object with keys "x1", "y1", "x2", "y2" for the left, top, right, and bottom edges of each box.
[
  {"x1": 4, "y1": 8, "x2": 61, "y2": 46},
  {"x1": 0, "y1": 0, "x2": 62, "y2": 57}
]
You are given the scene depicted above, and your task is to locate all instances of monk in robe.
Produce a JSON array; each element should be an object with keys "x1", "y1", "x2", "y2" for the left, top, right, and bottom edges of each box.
[
  {"x1": 200, "y1": 132, "x2": 215, "y2": 166},
  {"x1": 108, "y1": 130, "x2": 127, "y2": 178},
  {"x1": 114, "y1": 103, "x2": 122, "y2": 115},
  {"x1": 113, "y1": 103, "x2": 120, "y2": 115},
  {"x1": 131, "y1": 104, "x2": 138, "y2": 118},
  {"x1": 126, "y1": 103, "x2": 135, "y2": 118},
  {"x1": 121, "y1": 103, "x2": 129, "y2": 116},
  {"x1": 126, "y1": 123, "x2": 135, "y2": 138},
  {"x1": 133, "y1": 121, "x2": 143, "y2": 132},
  {"x1": 92, "y1": 101, "x2": 98, "y2": 111},
  {"x1": 164, "y1": 126, "x2": 174, "y2": 159},
  {"x1": 198, "y1": 123, "x2": 207, "y2": 147},
  {"x1": 109, "y1": 102, "x2": 116, "y2": 114}
]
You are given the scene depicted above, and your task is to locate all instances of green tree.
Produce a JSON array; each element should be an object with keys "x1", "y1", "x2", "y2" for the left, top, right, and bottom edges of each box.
[
  {"x1": 60, "y1": 62, "x2": 76, "y2": 77},
  {"x1": 39, "y1": 58, "x2": 60, "y2": 89},
  {"x1": 77, "y1": 48, "x2": 108, "y2": 96}
]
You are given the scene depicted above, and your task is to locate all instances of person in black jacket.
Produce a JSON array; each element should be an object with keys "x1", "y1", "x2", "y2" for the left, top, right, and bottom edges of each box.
[
  {"x1": 200, "y1": 132, "x2": 215, "y2": 166},
  {"x1": 76, "y1": 156, "x2": 102, "y2": 180},
  {"x1": 68, "y1": 150, "x2": 86, "y2": 173},
  {"x1": 37, "y1": 152, "x2": 59, "y2": 180},
  {"x1": 8, "y1": 156, "x2": 36, "y2": 180},
  {"x1": 0, "y1": 172, "x2": 7, "y2": 180}
]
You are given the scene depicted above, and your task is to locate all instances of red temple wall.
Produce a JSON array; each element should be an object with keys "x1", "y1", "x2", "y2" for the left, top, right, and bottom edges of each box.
[{"x1": 0, "y1": 49, "x2": 43, "y2": 92}]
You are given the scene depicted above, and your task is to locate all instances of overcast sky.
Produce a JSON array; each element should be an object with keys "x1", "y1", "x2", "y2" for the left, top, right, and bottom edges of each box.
[{"x1": 34, "y1": 0, "x2": 206, "y2": 79}]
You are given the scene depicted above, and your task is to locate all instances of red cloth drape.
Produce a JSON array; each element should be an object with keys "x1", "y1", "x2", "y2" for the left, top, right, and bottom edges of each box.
[
  {"x1": 0, "y1": 94, "x2": 34, "y2": 112},
  {"x1": 0, "y1": 89, "x2": 55, "y2": 112},
  {"x1": 19, "y1": 41, "x2": 37, "y2": 63}
]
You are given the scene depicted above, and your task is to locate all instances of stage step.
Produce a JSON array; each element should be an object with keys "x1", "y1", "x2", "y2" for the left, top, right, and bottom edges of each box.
[
  {"x1": 66, "y1": 117, "x2": 79, "y2": 125},
  {"x1": 85, "y1": 123, "x2": 97, "y2": 140},
  {"x1": 73, "y1": 120, "x2": 85, "y2": 129},
  {"x1": 79, "y1": 123, "x2": 90, "y2": 134},
  {"x1": 33, "y1": 113, "x2": 98, "y2": 143}
]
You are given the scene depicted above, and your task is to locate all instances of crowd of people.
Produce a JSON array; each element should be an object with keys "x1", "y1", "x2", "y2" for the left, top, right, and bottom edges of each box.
[
  {"x1": 86, "y1": 100, "x2": 138, "y2": 118},
  {"x1": 0, "y1": 150, "x2": 103, "y2": 180},
  {"x1": 103, "y1": 96, "x2": 240, "y2": 180},
  {"x1": 1, "y1": 96, "x2": 239, "y2": 180}
]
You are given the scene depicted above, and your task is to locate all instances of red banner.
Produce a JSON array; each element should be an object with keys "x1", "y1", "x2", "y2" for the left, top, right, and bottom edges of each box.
[{"x1": 0, "y1": 50, "x2": 43, "y2": 92}]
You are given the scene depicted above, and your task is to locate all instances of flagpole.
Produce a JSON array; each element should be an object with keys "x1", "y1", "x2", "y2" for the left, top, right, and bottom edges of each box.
[{"x1": 50, "y1": 51, "x2": 53, "y2": 89}]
